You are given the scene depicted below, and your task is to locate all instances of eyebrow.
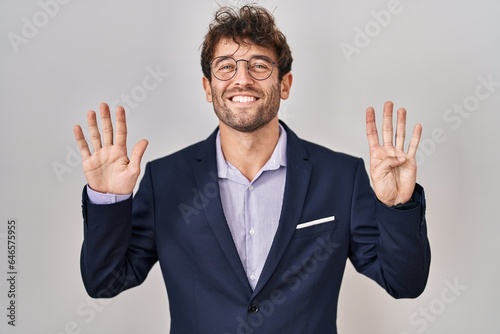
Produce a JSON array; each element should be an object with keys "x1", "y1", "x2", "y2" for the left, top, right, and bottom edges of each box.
[{"x1": 214, "y1": 55, "x2": 274, "y2": 61}]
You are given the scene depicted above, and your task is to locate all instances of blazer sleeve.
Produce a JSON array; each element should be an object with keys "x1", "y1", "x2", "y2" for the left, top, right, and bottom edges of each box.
[
  {"x1": 80, "y1": 162, "x2": 157, "y2": 298},
  {"x1": 349, "y1": 158, "x2": 431, "y2": 298}
]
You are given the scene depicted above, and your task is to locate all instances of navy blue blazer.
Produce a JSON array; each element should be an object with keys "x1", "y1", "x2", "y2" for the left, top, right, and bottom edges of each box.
[{"x1": 80, "y1": 122, "x2": 430, "y2": 334}]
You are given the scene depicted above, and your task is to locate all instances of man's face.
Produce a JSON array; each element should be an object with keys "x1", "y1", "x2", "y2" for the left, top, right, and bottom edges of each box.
[{"x1": 203, "y1": 39, "x2": 292, "y2": 133}]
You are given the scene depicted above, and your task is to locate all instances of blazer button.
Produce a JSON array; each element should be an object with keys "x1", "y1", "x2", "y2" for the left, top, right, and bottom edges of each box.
[{"x1": 248, "y1": 304, "x2": 259, "y2": 314}]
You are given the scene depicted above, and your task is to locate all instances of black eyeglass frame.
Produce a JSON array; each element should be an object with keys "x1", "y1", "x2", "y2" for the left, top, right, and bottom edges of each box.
[{"x1": 210, "y1": 56, "x2": 276, "y2": 81}]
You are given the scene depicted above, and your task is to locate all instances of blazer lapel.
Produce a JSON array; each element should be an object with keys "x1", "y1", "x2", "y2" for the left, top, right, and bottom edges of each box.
[
  {"x1": 252, "y1": 123, "x2": 312, "y2": 296},
  {"x1": 193, "y1": 129, "x2": 252, "y2": 292}
]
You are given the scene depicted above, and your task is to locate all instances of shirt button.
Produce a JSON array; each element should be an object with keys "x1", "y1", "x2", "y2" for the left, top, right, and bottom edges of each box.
[
  {"x1": 250, "y1": 274, "x2": 256, "y2": 281},
  {"x1": 249, "y1": 228, "x2": 255, "y2": 236},
  {"x1": 248, "y1": 185, "x2": 254, "y2": 191},
  {"x1": 248, "y1": 304, "x2": 259, "y2": 314}
]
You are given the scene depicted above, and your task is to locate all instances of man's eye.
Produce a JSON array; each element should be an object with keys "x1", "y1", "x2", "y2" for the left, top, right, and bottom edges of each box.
[
  {"x1": 219, "y1": 64, "x2": 235, "y2": 72},
  {"x1": 250, "y1": 63, "x2": 269, "y2": 71}
]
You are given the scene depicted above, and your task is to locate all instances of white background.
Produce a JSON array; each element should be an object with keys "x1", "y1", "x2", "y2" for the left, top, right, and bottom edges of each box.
[{"x1": 1, "y1": 0, "x2": 499, "y2": 333}]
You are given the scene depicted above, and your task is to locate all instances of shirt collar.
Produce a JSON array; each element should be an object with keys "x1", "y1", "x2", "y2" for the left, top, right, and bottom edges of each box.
[{"x1": 216, "y1": 124, "x2": 287, "y2": 179}]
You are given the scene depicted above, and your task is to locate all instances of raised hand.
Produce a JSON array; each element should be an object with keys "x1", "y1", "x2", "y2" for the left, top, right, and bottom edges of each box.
[
  {"x1": 73, "y1": 103, "x2": 148, "y2": 195},
  {"x1": 365, "y1": 101, "x2": 421, "y2": 207}
]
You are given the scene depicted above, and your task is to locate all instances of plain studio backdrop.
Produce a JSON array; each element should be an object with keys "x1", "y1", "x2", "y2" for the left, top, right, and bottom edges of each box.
[{"x1": 1, "y1": 0, "x2": 499, "y2": 333}]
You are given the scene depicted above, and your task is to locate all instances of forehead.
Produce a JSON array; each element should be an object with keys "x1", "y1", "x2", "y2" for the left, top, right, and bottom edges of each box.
[{"x1": 214, "y1": 38, "x2": 276, "y2": 59}]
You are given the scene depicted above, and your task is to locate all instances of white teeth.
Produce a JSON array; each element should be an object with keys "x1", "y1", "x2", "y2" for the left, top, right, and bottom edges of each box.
[{"x1": 232, "y1": 96, "x2": 256, "y2": 103}]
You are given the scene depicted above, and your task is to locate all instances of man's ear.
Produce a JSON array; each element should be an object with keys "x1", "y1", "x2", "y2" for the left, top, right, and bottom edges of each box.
[
  {"x1": 280, "y1": 72, "x2": 293, "y2": 100},
  {"x1": 202, "y1": 76, "x2": 213, "y2": 103}
]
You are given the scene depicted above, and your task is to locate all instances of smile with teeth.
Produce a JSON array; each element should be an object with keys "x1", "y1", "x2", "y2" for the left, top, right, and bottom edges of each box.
[{"x1": 231, "y1": 96, "x2": 258, "y2": 103}]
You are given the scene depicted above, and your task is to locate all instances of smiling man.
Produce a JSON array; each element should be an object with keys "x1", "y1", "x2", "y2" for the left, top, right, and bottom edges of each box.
[
  {"x1": 74, "y1": 5, "x2": 430, "y2": 333},
  {"x1": 202, "y1": 38, "x2": 292, "y2": 181}
]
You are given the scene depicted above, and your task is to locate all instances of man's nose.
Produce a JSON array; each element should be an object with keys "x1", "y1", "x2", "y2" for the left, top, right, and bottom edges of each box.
[{"x1": 233, "y1": 61, "x2": 254, "y2": 85}]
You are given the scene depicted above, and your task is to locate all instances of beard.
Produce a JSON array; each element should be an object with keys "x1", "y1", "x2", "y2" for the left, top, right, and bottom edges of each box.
[{"x1": 210, "y1": 83, "x2": 281, "y2": 133}]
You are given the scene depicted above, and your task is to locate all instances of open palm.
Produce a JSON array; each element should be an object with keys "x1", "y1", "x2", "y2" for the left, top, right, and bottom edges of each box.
[
  {"x1": 73, "y1": 103, "x2": 148, "y2": 195},
  {"x1": 366, "y1": 101, "x2": 421, "y2": 206}
]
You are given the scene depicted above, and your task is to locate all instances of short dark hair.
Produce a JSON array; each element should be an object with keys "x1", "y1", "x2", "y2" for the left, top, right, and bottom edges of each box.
[{"x1": 201, "y1": 5, "x2": 293, "y2": 81}]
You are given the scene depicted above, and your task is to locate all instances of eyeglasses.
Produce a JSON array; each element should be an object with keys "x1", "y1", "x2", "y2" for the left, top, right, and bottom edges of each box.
[{"x1": 210, "y1": 56, "x2": 276, "y2": 81}]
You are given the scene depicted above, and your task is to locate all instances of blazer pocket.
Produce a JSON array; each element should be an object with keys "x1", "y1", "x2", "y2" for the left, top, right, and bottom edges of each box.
[{"x1": 293, "y1": 216, "x2": 337, "y2": 238}]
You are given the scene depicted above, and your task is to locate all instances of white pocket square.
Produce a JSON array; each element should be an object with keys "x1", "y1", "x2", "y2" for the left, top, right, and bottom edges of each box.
[{"x1": 296, "y1": 216, "x2": 336, "y2": 229}]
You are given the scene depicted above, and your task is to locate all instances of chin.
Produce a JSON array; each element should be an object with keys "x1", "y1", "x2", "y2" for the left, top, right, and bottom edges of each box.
[{"x1": 218, "y1": 117, "x2": 261, "y2": 132}]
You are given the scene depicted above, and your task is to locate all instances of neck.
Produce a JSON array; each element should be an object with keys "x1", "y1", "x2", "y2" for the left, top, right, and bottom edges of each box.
[{"x1": 219, "y1": 117, "x2": 280, "y2": 181}]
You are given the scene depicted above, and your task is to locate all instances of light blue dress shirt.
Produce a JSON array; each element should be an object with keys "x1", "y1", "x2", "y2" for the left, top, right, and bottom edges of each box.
[{"x1": 216, "y1": 126, "x2": 287, "y2": 289}]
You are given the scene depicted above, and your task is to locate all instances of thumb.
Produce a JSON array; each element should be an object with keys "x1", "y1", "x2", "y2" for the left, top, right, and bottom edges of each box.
[
  {"x1": 128, "y1": 139, "x2": 149, "y2": 173},
  {"x1": 376, "y1": 156, "x2": 406, "y2": 172}
]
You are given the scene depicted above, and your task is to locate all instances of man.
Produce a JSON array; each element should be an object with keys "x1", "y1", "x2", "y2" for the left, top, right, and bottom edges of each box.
[{"x1": 74, "y1": 5, "x2": 430, "y2": 333}]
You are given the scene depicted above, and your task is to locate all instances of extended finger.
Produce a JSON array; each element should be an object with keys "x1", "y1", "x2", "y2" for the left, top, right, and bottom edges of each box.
[
  {"x1": 407, "y1": 123, "x2": 422, "y2": 157},
  {"x1": 115, "y1": 106, "x2": 127, "y2": 147},
  {"x1": 99, "y1": 103, "x2": 113, "y2": 146},
  {"x1": 395, "y1": 108, "x2": 406, "y2": 150},
  {"x1": 73, "y1": 125, "x2": 91, "y2": 160},
  {"x1": 366, "y1": 107, "x2": 380, "y2": 149},
  {"x1": 382, "y1": 101, "x2": 394, "y2": 147},
  {"x1": 87, "y1": 110, "x2": 102, "y2": 152}
]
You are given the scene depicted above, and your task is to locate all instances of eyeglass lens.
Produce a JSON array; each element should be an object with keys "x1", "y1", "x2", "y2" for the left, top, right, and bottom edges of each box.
[{"x1": 211, "y1": 56, "x2": 274, "y2": 81}]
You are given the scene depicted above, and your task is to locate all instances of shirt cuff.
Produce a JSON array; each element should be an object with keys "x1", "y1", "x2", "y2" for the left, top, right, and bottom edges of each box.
[
  {"x1": 391, "y1": 198, "x2": 418, "y2": 210},
  {"x1": 86, "y1": 185, "x2": 132, "y2": 205}
]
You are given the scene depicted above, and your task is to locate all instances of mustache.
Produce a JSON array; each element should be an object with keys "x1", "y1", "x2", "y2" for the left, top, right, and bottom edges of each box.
[{"x1": 223, "y1": 87, "x2": 262, "y2": 98}]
